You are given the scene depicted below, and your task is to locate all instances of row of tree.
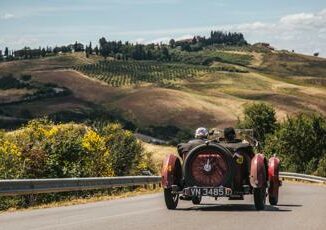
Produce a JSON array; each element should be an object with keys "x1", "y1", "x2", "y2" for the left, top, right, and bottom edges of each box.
[
  {"x1": 0, "y1": 31, "x2": 247, "y2": 61},
  {"x1": 170, "y1": 31, "x2": 247, "y2": 52},
  {"x1": 97, "y1": 31, "x2": 247, "y2": 59},
  {"x1": 0, "y1": 41, "x2": 88, "y2": 60}
]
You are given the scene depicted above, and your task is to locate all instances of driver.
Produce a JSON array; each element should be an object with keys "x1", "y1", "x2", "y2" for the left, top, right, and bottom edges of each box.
[
  {"x1": 224, "y1": 127, "x2": 237, "y2": 142},
  {"x1": 177, "y1": 127, "x2": 209, "y2": 159}
]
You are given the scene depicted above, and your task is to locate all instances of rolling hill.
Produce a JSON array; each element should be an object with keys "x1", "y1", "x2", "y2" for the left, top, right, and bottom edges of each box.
[{"x1": 0, "y1": 47, "x2": 325, "y2": 138}]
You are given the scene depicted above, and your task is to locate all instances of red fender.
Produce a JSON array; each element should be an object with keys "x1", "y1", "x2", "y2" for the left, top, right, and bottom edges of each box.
[
  {"x1": 250, "y1": 154, "x2": 267, "y2": 188},
  {"x1": 268, "y1": 156, "x2": 281, "y2": 197},
  {"x1": 161, "y1": 154, "x2": 182, "y2": 189}
]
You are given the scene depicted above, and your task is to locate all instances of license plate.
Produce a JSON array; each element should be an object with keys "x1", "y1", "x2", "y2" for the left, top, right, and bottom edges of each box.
[{"x1": 186, "y1": 187, "x2": 231, "y2": 197}]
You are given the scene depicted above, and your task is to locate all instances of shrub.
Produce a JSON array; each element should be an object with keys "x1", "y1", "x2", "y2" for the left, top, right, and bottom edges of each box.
[
  {"x1": 315, "y1": 155, "x2": 326, "y2": 177},
  {"x1": 237, "y1": 103, "x2": 277, "y2": 143},
  {"x1": 0, "y1": 138, "x2": 23, "y2": 179},
  {"x1": 42, "y1": 124, "x2": 87, "y2": 178},
  {"x1": 0, "y1": 119, "x2": 157, "y2": 210},
  {"x1": 20, "y1": 74, "x2": 32, "y2": 81},
  {"x1": 20, "y1": 109, "x2": 33, "y2": 119},
  {"x1": 264, "y1": 113, "x2": 326, "y2": 174},
  {"x1": 136, "y1": 151, "x2": 157, "y2": 174},
  {"x1": 82, "y1": 129, "x2": 113, "y2": 177},
  {"x1": 0, "y1": 74, "x2": 27, "y2": 89},
  {"x1": 102, "y1": 123, "x2": 144, "y2": 176}
]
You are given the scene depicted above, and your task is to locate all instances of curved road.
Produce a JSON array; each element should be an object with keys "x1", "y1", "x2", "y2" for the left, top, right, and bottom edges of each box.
[{"x1": 0, "y1": 182, "x2": 325, "y2": 230}]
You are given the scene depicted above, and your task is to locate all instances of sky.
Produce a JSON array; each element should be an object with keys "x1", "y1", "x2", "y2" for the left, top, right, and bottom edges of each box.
[{"x1": 0, "y1": 0, "x2": 326, "y2": 56}]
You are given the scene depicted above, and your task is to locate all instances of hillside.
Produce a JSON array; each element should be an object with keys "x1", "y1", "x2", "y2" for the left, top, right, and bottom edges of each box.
[{"x1": 0, "y1": 47, "x2": 325, "y2": 138}]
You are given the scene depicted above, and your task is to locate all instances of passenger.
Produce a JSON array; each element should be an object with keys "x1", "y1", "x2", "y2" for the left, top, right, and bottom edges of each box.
[
  {"x1": 194, "y1": 127, "x2": 209, "y2": 140},
  {"x1": 177, "y1": 127, "x2": 209, "y2": 159}
]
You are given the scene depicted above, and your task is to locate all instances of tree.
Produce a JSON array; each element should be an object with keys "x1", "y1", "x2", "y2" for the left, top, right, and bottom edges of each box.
[
  {"x1": 192, "y1": 36, "x2": 197, "y2": 44},
  {"x1": 53, "y1": 46, "x2": 59, "y2": 54},
  {"x1": 169, "y1": 39, "x2": 176, "y2": 48},
  {"x1": 85, "y1": 45, "x2": 89, "y2": 58},
  {"x1": 181, "y1": 43, "x2": 191, "y2": 52},
  {"x1": 94, "y1": 46, "x2": 99, "y2": 55},
  {"x1": 41, "y1": 48, "x2": 46, "y2": 57},
  {"x1": 237, "y1": 103, "x2": 277, "y2": 143},
  {"x1": 4, "y1": 47, "x2": 9, "y2": 57},
  {"x1": 89, "y1": 42, "x2": 92, "y2": 54},
  {"x1": 264, "y1": 113, "x2": 326, "y2": 174},
  {"x1": 73, "y1": 41, "x2": 78, "y2": 51},
  {"x1": 99, "y1": 37, "x2": 107, "y2": 49},
  {"x1": 99, "y1": 37, "x2": 109, "y2": 59},
  {"x1": 161, "y1": 47, "x2": 170, "y2": 61}
]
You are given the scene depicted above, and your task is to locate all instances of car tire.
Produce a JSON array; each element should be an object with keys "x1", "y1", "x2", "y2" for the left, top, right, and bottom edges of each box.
[
  {"x1": 254, "y1": 187, "x2": 266, "y2": 210},
  {"x1": 192, "y1": 196, "x2": 202, "y2": 205},
  {"x1": 268, "y1": 177, "x2": 279, "y2": 206},
  {"x1": 164, "y1": 188, "x2": 179, "y2": 210},
  {"x1": 269, "y1": 195, "x2": 278, "y2": 205}
]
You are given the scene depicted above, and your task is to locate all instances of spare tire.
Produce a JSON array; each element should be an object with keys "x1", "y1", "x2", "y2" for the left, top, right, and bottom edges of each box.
[{"x1": 183, "y1": 143, "x2": 235, "y2": 187}]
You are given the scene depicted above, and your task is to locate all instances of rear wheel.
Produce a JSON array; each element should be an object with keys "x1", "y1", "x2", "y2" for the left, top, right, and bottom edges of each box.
[
  {"x1": 192, "y1": 196, "x2": 202, "y2": 205},
  {"x1": 164, "y1": 188, "x2": 179, "y2": 210},
  {"x1": 254, "y1": 187, "x2": 266, "y2": 210},
  {"x1": 269, "y1": 195, "x2": 278, "y2": 205}
]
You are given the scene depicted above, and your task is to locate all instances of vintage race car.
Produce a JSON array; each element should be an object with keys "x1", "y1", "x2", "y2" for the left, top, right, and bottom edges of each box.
[{"x1": 161, "y1": 129, "x2": 281, "y2": 210}]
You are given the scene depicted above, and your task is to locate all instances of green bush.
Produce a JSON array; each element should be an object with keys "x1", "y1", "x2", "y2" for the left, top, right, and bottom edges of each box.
[
  {"x1": 315, "y1": 155, "x2": 326, "y2": 177},
  {"x1": 1, "y1": 119, "x2": 154, "y2": 178},
  {"x1": 264, "y1": 113, "x2": 326, "y2": 175},
  {"x1": 237, "y1": 103, "x2": 277, "y2": 143},
  {"x1": 20, "y1": 74, "x2": 32, "y2": 81},
  {"x1": 0, "y1": 134, "x2": 23, "y2": 179},
  {"x1": 101, "y1": 123, "x2": 144, "y2": 176},
  {"x1": 0, "y1": 74, "x2": 27, "y2": 89},
  {"x1": 0, "y1": 119, "x2": 156, "y2": 210}
]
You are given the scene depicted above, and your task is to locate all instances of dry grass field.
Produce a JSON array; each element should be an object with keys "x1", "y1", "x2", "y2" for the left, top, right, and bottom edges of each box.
[
  {"x1": 0, "y1": 49, "x2": 325, "y2": 131},
  {"x1": 142, "y1": 142, "x2": 178, "y2": 170}
]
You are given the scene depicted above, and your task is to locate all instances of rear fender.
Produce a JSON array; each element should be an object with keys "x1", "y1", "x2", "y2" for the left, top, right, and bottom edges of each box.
[
  {"x1": 161, "y1": 154, "x2": 182, "y2": 189},
  {"x1": 250, "y1": 154, "x2": 267, "y2": 188},
  {"x1": 268, "y1": 156, "x2": 281, "y2": 196}
]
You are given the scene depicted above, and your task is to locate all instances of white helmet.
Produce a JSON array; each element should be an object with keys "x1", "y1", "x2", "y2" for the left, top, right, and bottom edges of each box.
[{"x1": 195, "y1": 127, "x2": 209, "y2": 139}]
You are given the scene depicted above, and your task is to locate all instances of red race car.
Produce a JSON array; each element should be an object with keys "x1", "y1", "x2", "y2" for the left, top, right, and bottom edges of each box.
[{"x1": 161, "y1": 129, "x2": 281, "y2": 210}]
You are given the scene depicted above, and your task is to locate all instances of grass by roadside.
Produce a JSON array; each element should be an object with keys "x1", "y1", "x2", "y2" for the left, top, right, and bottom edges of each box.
[
  {"x1": 282, "y1": 178, "x2": 326, "y2": 186},
  {"x1": 0, "y1": 186, "x2": 162, "y2": 214}
]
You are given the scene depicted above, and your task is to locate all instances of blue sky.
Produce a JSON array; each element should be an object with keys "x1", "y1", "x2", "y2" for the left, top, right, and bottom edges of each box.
[{"x1": 1, "y1": 0, "x2": 326, "y2": 56}]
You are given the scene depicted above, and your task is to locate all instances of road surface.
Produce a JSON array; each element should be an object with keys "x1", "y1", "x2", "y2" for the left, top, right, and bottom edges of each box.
[{"x1": 0, "y1": 182, "x2": 325, "y2": 230}]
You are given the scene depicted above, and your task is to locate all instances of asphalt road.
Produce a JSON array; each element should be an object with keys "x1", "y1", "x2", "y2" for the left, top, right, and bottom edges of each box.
[{"x1": 0, "y1": 182, "x2": 325, "y2": 230}]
